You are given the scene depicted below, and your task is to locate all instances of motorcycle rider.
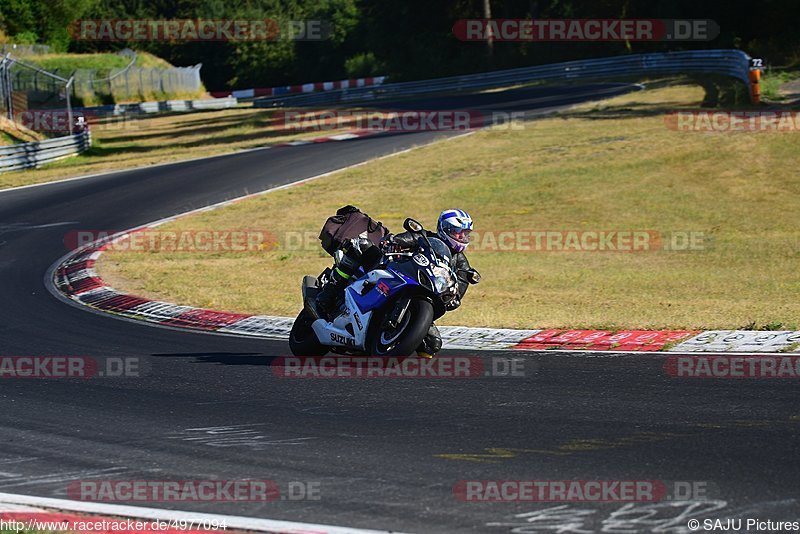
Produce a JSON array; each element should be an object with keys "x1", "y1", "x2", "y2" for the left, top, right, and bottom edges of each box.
[{"x1": 316, "y1": 209, "x2": 480, "y2": 358}]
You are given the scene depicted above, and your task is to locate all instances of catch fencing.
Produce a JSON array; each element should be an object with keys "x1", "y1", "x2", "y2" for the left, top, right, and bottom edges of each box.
[
  {"x1": 66, "y1": 50, "x2": 203, "y2": 105},
  {"x1": 0, "y1": 44, "x2": 51, "y2": 56},
  {"x1": 0, "y1": 50, "x2": 204, "y2": 124},
  {"x1": 0, "y1": 54, "x2": 75, "y2": 136}
]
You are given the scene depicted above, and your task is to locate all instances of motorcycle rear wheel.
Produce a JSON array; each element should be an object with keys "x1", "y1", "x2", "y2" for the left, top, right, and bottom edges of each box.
[{"x1": 289, "y1": 309, "x2": 329, "y2": 357}]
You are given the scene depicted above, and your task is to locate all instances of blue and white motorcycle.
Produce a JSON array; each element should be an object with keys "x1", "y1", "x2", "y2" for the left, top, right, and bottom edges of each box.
[{"x1": 289, "y1": 218, "x2": 458, "y2": 357}]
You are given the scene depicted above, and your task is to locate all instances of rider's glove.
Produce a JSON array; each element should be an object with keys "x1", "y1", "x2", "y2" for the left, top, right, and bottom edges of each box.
[
  {"x1": 380, "y1": 236, "x2": 404, "y2": 254},
  {"x1": 445, "y1": 296, "x2": 461, "y2": 311}
]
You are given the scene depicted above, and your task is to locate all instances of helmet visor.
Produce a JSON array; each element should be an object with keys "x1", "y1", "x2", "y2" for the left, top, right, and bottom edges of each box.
[{"x1": 447, "y1": 228, "x2": 472, "y2": 244}]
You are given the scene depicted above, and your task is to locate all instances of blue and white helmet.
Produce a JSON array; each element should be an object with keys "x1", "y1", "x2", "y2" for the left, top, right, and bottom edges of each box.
[{"x1": 437, "y1": 209, "x2": 473, "y2": 253}]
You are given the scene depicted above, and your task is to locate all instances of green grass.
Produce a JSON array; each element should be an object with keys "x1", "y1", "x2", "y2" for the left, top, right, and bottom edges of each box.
[
  {"x1": 760, "y1": 68, "x2": 800, "y2": 101},
  {"x1": 0, "y1": 131, "x2": 17, "y2": 145},
  {"x1": 26, "y1": 51, "x2": 173, "y2": 76},
  {"x1": 0, "y1": 107, "x2": 374, "y2": 189},
  {"x1": 94, "y1": 83, "x2": 800, "y2": 330},
  {"x1": 25, "y1": 52, "x2": 204, "y2": 105}
]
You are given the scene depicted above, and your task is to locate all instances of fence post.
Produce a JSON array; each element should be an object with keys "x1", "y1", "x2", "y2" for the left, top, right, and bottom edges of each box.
[
  {"x1": 4, "y1": 55, "x2": 14, "y2": 119},
  {"x1": 194, "y1": 64, "x2": 202, "y2": 91},
  {"x1": 70, "y1": 70, "x2": 77, "y2": 102},
  {"x1": 66, "y1": 76, "x2": 74, "y2": 137},
  {"x1": 0, "y1": 55, "x2": 8, "y2": 119}
]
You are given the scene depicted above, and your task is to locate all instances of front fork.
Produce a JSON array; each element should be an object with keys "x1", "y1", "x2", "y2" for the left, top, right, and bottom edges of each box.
[{"x1": 386, "y1": 296, "x2": 411, "y2": 329}]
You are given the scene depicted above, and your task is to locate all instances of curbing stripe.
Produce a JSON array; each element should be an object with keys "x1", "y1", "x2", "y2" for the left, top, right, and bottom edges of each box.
[
  {"x1": 670, "y1": 330, "x2": 800, "y2": 353},
  {"x1": 513, "y1": 329, "x2": 698, "y2": 352},
  {"x1": 53, "y1": 250, "x2": 800, "y2": 353},
  {"x1": 45, "y1": 130, "x2": 478, "y2": 340},
  {"x1": 39, "y1": 118, "x2": 799, "y2": 354},
  {"x1": 48, "y1": 232, "x2": 800, "y2": 354}
]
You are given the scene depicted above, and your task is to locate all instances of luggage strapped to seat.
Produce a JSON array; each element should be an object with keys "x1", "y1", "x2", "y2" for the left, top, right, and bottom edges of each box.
[{"x1": 319, "y1": 205, "x2": 389, "y2": 256}]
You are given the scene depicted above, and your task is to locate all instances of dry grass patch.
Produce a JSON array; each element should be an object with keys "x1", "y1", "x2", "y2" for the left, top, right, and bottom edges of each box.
[
  {"x1": 0, "y1": 107, "x2": 366, "y2": 189},
  {"x1": 97, "y1": 84, "x2": 800, "y2": 329}
]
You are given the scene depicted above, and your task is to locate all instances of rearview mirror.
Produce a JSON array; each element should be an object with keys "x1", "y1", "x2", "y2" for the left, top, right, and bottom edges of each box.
[{"x1": 404, "y1": 218, "x2": 424, "y2": 233}]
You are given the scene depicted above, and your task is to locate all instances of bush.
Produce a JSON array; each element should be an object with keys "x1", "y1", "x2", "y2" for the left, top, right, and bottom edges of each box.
[
  {"x1": 344, "y1": 52, "x2": 385, "y2": 78},
  {"x1": 12, "y1": 31, "x2": 38, "y2": 44}
]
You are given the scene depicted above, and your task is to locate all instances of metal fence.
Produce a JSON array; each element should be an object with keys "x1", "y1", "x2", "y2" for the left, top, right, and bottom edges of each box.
[
  {"x1": 255, "y1": 49, "x2": 753, "y2": 108},
  {"x1": 0, "y1": 130, "x2": 91, "y2": 172},
  {"x1": 68, "y1": 51, "x2": 203, "y2": 105},
  {"x1": 0, "y1": 50, "x2": 206, "y2": 139},
  {"x1": 0, "y1": 54, "x2": 75, "y2": 137},
  {"x1": 79, "y1": 96, "x2": 237, "y2": 116},
  {"x1": 0, "y1": 44, "x2": 51, "y2": 56}
]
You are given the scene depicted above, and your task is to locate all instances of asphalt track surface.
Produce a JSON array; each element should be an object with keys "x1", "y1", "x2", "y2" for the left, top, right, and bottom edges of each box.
[{"x1": 1, "y1": 83, "x2": 798, "y2": 533}]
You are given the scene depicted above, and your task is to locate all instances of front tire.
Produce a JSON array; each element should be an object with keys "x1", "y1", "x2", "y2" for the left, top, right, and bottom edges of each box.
[
  {"x1": 289, "y1": 309, "x2": 328, "y2": 357},
  {"x1": 367, "y1": 297, "x2": 434, "y2": 357}
]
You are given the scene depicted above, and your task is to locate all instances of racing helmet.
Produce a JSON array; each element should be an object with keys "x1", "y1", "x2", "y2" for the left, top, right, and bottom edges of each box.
[{"x1": 437, "y1": 209, "x2": 473, "y2": 253}]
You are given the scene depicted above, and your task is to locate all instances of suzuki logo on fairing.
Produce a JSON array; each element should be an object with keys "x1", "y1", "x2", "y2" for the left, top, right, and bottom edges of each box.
[
  {"x1": 377, "y1": 281, "x2": 390, "y2": 295},
  {"x1": 330, "y1": 332, "x2": 355, "y2": 346}
]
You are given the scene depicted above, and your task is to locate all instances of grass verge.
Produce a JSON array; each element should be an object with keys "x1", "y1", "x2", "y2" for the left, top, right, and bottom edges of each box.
[
  {"x1": 95, "y1": 83, "x2": 800, "y2": 329},
  {"x1": 0, "y1": 107, "x2": 367, "y2": 190},
  {"x1": 25, "y1": 52, "x2": 206, "y2": 105},
  {"x1": 761, "y1": 67, "x2": 800, "y2": 101},
  {"x1": 26, "y1": 51, "x2": 173, "y2": 75}
]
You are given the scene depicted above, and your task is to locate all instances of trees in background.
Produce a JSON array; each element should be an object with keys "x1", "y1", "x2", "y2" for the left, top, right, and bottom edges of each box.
[{"x1": 0, "y1": 0, "x2": 797, "y2": 90}]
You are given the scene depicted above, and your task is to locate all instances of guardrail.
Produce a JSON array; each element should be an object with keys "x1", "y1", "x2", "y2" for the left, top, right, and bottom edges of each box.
[
  {"x1": 78, "y1": 96, "x2": 237, "y2": 117},
  {"x1": 212, "y1": 76, "x2": 387, "y2": 100},
  {"x1": 255, "y1": 49, "x2": 752, "y2": 108},
  {"x1": 0, "y1": 130, "x2": 91, "y2": 173}
]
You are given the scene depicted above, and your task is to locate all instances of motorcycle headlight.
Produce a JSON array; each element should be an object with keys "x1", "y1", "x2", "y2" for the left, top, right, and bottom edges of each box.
[{"x1": 432, "y1": 264, "x2": 455, "y2": 294}]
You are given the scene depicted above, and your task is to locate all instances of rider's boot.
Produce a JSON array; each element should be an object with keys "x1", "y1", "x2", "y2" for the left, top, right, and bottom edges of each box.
[
  {"x1": 316, "y1": 267, "x2": 351, "y2": 320},
  {"x1": 416, "y1": 323, "x2": 442, "y2": 359}
]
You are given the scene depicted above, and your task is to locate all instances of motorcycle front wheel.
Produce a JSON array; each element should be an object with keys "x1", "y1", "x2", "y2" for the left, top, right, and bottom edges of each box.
[{"x1": 367, "y1": 297, "x2": 434, "y2": 357}]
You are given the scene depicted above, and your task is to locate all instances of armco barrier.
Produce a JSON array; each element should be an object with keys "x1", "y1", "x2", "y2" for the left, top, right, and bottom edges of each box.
[
  {"x1": 77, "y1": 96, "x2": 237, "y2": 117},
  {"x1": 0, "y1": 130, "x2": 91, "y2": 173},
  {"x1": 211, "y1": 77, "x2": 387, "y2": 100},
  {"x1": 255, "y1": 49, "x2": 752, "y2": 108}
]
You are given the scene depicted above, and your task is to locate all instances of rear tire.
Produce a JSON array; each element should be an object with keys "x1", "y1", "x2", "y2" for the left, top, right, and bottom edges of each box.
[
  {"x1": 289, "y1": 310, "x2": 328, "y2": 357},
  {"x1": 367, "y1": 297, "x2": 434, "y2": 357}
]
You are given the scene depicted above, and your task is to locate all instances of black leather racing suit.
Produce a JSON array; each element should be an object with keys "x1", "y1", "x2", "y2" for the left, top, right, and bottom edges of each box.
[
  {"x1": 389, "y1": 230, "x2": 477, "y2": 356},
  {"x1": 389, "y1": 230, "x2": 474, "y2": 302}
]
